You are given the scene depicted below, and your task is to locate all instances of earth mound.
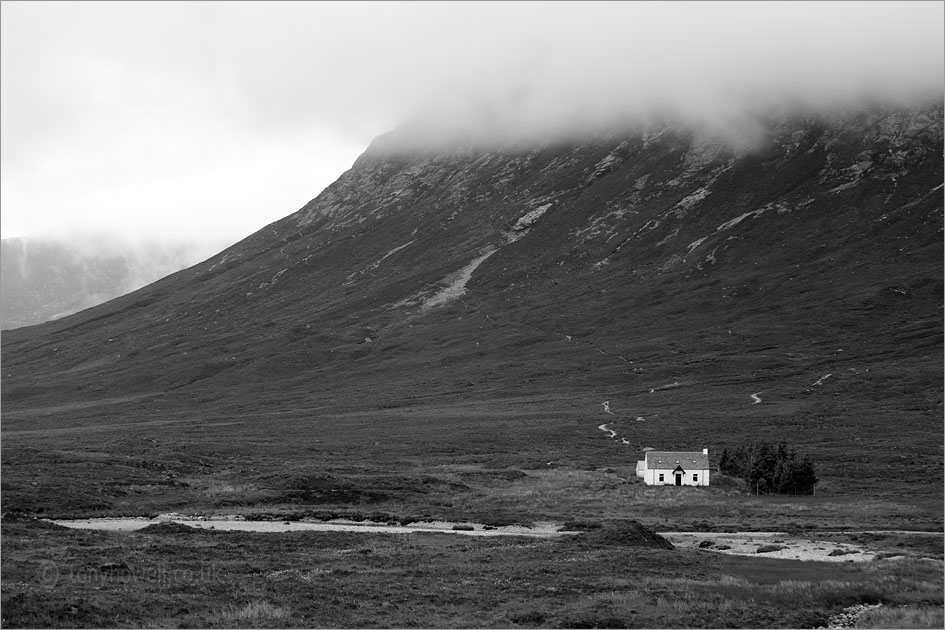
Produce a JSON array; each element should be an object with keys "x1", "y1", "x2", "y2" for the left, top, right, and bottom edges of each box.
[
  {"x1": 138, "y1": 522, "x2": 199, "y2": 535},
  {"x1": 579, "y1": 520, "x2": 674, "y2": 549}
]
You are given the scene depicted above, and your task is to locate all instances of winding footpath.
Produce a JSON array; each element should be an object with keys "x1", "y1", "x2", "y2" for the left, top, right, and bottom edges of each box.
[
  {"x1": 598, "y1": 423, "x2": 618, "y2": 439},
  {"x1": 596, "y1": 401, "x2": 639, "y2": 447}
]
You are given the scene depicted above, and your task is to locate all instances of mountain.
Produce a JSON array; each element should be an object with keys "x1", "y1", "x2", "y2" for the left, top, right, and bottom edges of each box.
[
  {"x1": 1, "y1": 102, "x2": 942, "y2": 514},
  {"x1": 0, "y1": 235, "x2": 224, "y2": 330}
]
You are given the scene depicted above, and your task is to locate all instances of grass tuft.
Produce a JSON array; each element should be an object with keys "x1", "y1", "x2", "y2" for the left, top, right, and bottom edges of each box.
[
  {"x1": 218, "y1": 600, "x2": 291, "y2": 623},
  {"x1": 856, "y1": 605, "x2": 945, "y2": 629}
]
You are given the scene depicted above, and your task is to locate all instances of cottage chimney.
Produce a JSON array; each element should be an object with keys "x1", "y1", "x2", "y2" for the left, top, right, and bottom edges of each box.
[{"x1": 702, "y1": 448, "x2": 708, "y2": 455}]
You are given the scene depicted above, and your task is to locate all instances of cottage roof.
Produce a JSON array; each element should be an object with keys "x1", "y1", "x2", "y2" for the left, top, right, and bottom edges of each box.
[{"x1": 645, "y1": 451, "x2": 709, "y2": 470}]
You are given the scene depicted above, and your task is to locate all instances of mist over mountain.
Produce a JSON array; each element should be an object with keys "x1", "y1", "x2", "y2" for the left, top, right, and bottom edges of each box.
[
  {"x1": 0, "y1": 233, "x2": 227, "y2": 330},
  {"x1": 3, "y1": 2, "x2": 942, "y2": 247},
  {"x1": 2, "y1": 4, "x2": 944, "y2": 625}
]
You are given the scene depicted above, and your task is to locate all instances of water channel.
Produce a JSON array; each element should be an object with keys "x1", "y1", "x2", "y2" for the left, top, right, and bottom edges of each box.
[{"x1": 48, "y1": 517, "x2": 940, "y2": 562}]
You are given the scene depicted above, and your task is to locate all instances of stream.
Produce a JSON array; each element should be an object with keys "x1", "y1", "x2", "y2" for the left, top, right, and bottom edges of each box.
[
  {"x1": 47, "y1": 517, "x2": 573, "y2": 538},
  {"x1": 46, "y1": 517, "x2": 938, "y2": 563}
]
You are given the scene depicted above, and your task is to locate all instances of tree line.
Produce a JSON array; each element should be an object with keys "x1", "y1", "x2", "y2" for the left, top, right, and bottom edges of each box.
[{"x1": 718, "y1": 442, "x2": 818, "y2": 495}]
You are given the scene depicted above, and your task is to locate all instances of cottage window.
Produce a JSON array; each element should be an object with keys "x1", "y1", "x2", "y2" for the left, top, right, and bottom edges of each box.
[
  {"x1": 658, "y1": 473, "x2": 664, "y2": 482},
  {"x1": 693, "y1": 474, "x2": 699, "y2": 482}
]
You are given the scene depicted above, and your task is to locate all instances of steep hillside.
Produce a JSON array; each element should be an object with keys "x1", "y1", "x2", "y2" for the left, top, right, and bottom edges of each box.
[{"x1": 2, "y1": 102, "x2": 942, "y2": 513}]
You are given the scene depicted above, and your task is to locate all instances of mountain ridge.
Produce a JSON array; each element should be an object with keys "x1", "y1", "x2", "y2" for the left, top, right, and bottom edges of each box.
[{"x1": 2, "y1": 101, "x2": 942, "y2": 502}]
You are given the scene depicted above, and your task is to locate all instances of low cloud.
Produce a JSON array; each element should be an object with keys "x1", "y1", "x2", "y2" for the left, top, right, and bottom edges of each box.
[
  {"x1": 375, "y1": 2, "x2": 944, "y2": 146},
  {"x1": 2, "y1": 2, "x2": 941, "y2": 242}
]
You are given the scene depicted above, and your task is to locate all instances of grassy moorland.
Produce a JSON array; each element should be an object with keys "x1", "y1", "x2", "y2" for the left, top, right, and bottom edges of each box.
[
  {"x1": 3, "y1": 106, "x2": 942, "y2": 627},
  {"x1": 2, "y1": 394, "x2": 943, "y2": 628},
  {"x1": 2, "y1": 518, "x2": 942, "y2": 629},
  {"x1": 2, "y1": 394, "x2": 942, "y2": 531}
]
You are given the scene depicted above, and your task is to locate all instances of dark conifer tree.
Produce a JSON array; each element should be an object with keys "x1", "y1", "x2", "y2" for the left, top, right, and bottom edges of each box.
[{"x1": 717, "y1": 441, "x2": 817, "y2": 494}]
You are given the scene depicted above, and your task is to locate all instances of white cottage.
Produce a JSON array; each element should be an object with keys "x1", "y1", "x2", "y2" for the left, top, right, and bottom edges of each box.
[{"x1": 636, "y1": 449, "x2": 710, "y2": 486}]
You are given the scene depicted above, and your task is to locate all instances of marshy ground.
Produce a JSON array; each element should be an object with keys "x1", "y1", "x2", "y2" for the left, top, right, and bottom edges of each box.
[
  {"x1": 2, "y1": 395, "x2": 942, "y2": 628},
  {"x1": 2, "y1": 516, "x2": 942, "y2": 629},
  {"x1": 3, "y1": 446, "x2": 943, "y2": 627}
]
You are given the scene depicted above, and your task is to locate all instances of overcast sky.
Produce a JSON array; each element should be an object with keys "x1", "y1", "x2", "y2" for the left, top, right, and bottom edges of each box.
[{"x1": 2, "y1": 1, "x2": 942, "y2": 248}]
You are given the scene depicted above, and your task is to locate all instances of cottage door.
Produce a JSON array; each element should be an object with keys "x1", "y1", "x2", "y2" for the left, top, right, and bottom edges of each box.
[{"x1": 675, "y1": 473, "x2": 682, "y2": 486}]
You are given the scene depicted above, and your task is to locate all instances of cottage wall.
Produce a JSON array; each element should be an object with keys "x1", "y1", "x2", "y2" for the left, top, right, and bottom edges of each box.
[
  {"x1": 643, "y1": 467, "x2": 710, "y2": 486},
  {"x1": 641, "y1": 449, "x2": 711, "y2": 486}
]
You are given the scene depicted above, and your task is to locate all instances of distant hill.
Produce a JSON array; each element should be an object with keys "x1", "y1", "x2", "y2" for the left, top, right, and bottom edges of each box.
[{"x1": 0, "y1": 234, "x2": 224, "y2": 330}]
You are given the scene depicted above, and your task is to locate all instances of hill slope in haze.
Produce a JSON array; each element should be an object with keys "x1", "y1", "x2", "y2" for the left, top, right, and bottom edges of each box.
[
  {"x1": 0, "y1": 235, "x2": 224, "y2": 330},
  {"x1": 2, "y1": 102, "x2": 942, "y2": 505}
]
